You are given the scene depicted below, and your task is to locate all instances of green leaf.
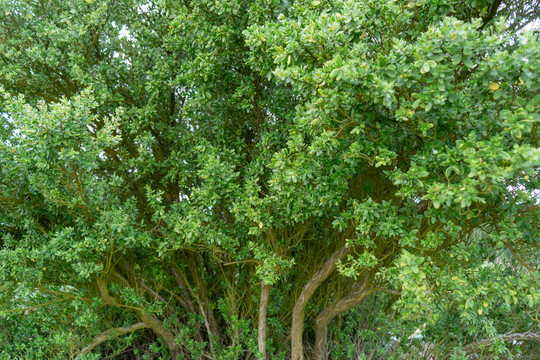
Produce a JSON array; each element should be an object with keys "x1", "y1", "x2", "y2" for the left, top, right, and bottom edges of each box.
[
  {"x1": 463, "y1": 58, "x2": 474, "y2": 68},
  {"x1": 330, "y1": 68, "x2": 341, "y2": 79},
  {"x1": 335, "y1": 54, "x2": 343, "y2": 67},
  {"x1": 384, "y1": 93, "x2": 393, "y2": 107},
  {"x1": 437, "y1": 81, "x2": 445, "y2": 91}
]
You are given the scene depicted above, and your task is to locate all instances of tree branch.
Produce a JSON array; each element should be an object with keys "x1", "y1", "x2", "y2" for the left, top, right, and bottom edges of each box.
[
  {"x1": 314, "y1": 274, "x2": 375, "y2": 360},
  {"x1": 463, "y1": 330, "x2": 540, "y2": 353},
  {"x1": 138, "y1": 312, "x2": 181, "y2": 358},
  {"x1": 374, "y1": 287, "x2": 402, "y2": 296},
  {"x1": 291, "y1": 242, "x2": 355, "y2": 360},
  {"x1": 74, "y1": 322, "x2": 149, "y2": 360}
]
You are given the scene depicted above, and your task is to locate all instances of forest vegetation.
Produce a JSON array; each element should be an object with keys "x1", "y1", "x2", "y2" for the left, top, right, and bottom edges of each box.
[{"x1": 0, "y1": 0, "x2": 539, "y2": 359}]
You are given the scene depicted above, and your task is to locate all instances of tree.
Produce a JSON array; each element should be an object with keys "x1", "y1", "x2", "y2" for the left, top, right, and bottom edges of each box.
[{"x1": 0, "y1": 0, "x2": 538, "y2": 359}]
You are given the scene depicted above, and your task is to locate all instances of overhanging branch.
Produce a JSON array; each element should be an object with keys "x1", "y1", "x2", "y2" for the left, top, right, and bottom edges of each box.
[
  {"x1": 74, "y1": 322, "x2": 149, "y2": 360},
  {"x1": 463, "y1": 330, "x2": 540, "y2": 353}
]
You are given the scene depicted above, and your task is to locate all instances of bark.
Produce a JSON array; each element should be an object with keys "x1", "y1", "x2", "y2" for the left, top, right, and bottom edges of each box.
[
  {"x1": 479, "y1": 0, "x2": 502, "y2": 30},
  {"x1": 95, "y1": 276, "x2": 181, "y2": 358},
  {"x1": 314, "y1": 277, "x2": 374, "y2": 360},
  {"x1": 139, "y1": 312, "x2": 181, "y2": 359},
  {"x1": 290, "y1": 244, "x2": 354, "y2": 360},
  {"x1": 74, "y1": 322, "x2": 149, "y2": 360},
  {"x1": 96, "y1": 277, "x2": 118, "y2": 306},
  {"x1": 258, "y1": 282, "x2": 272, "y2": 359}
]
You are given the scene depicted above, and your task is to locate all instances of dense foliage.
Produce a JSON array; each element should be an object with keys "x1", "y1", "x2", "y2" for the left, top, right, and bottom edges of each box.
[{"x1": 1, "y1": 0, "x2": 539, "y2": 359}]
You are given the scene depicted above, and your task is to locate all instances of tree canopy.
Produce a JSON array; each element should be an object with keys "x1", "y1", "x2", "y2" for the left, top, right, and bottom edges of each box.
[{"x1": 0, "y1": 0, "x2": 539, "y2": 359}]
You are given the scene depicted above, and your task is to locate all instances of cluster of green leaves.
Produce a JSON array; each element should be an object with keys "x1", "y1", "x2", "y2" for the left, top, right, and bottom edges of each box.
[{"x1": 1, "y1": 0, "x2": 538, "y2": 359}]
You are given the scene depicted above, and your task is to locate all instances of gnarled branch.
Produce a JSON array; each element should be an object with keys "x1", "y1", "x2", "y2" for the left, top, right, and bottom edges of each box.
[
  {"x1": 314, "y1": 273, "x2": 375, "y2": 360},
  {"x1": 463, "y1": 330, "x2": 540, "y2": 353},
  {"x1": 290, "y1": 242, "x2": 355, "y2": 360},
  {"x1": 75, "y1": 322, "x2": 149, "y2": 360}
]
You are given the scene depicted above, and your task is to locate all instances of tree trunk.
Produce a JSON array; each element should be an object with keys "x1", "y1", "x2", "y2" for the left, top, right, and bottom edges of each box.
[
  {"x1": 95, "y1": 276, "x2": 181, "y2": 359},
  {"x1": 290, "y1": 244, "x2": 354, "y2": 360},
  {"x1": 314, "y1": 275, "x2": 374, "y2": 360},
  {"x1": 258, "y1": 282, "x2": 271, "y2": 359},
  {"x1": 139, "y1": 312, "x2": 181, "y2": 359}
]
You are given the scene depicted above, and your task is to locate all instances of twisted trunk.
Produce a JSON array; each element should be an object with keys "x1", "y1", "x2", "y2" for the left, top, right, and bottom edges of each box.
[
  {"x1": 290, "y1": 244, "x2": 354, "y2": 360},
  {"x1": 314, "y1": 276, "x2": 374, "y2": 360},
  {"x1": 139, "y1": 312, "x2": 181, "y2": 359}
]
